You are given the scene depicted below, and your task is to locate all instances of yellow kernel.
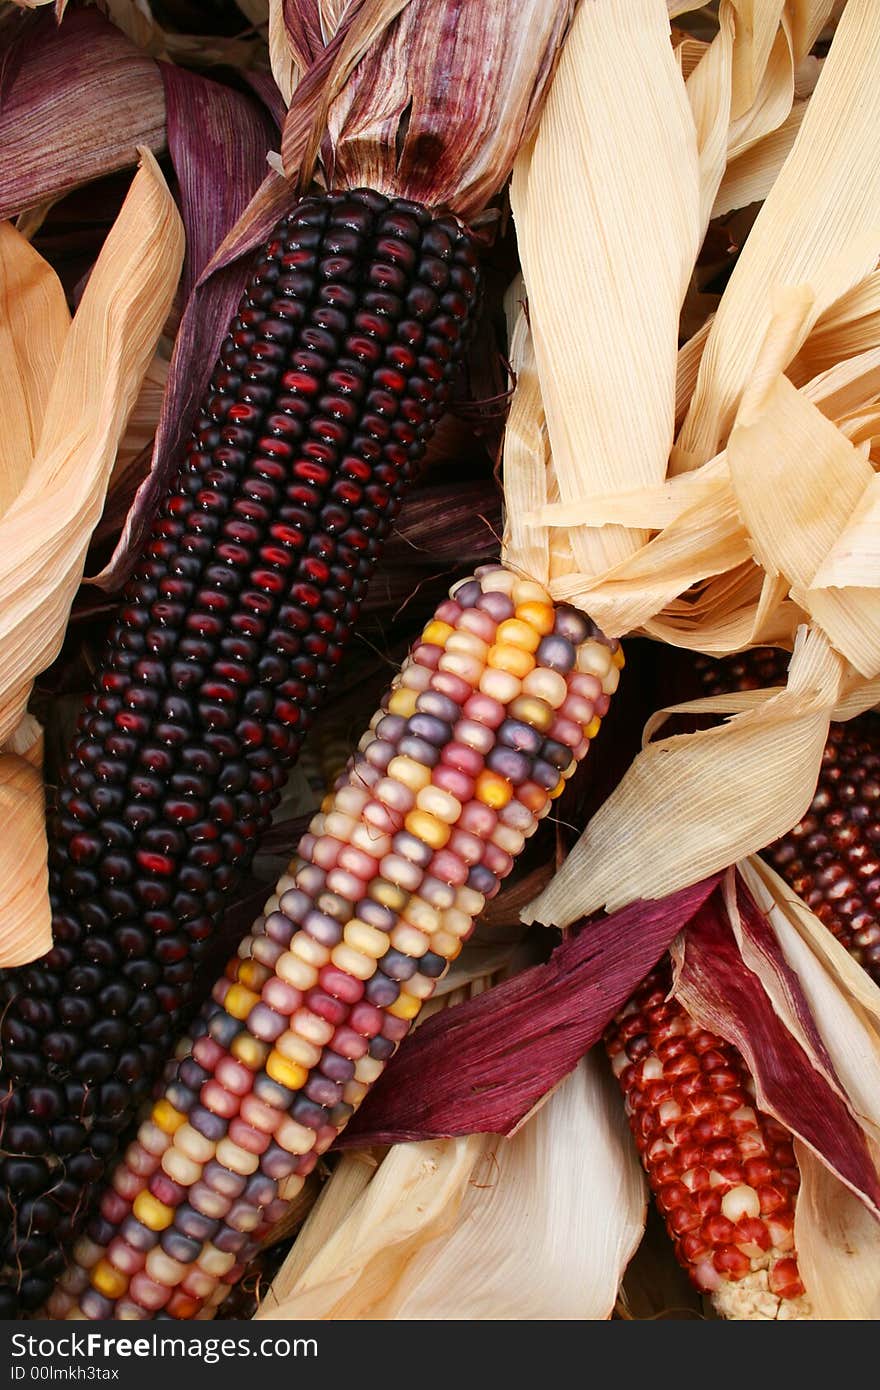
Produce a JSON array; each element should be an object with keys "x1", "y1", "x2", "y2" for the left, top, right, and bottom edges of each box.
[
  {"x1": 276, "y1": 1030, "x2": 322, "y2": 1069},
  {"x1": 486, "y1": 643, "x2": 535, "y2": 678},
  {"x1": 390, "y1": 922, "x2": 429, "y2": 957},
  {"x1": 404, "y1": 808, "x2": 451, "y2": 849},
  {"x1": 330, "y1": 942, "x2": 377, "y2": 981},
  {"x1": 388, "y1": 686, "x2": 419, "y2": 717},
  {"x1": 344, "y1": 919, "x2": 388, "y2": 958},
  {"x1": 415, "y1": 785, "x2": 461, "y2": 823},
  {"x1": 521, "y1": 666, "x2": 568, "y2": 709},
  {"x1": 320, "y1": 791, "x2": 335, "y2": 813},
  {"x1": 91, "y1": 1259, "x2": 129, "y2": 1300},
  {"x1": 215, "y1": 1138, "x2": 259, "y2": 1176},
  {"x1": 423, "y1": 620, "x2": 454, "y2": 646},
  {"x1": 354, "y1": 1054, "x2": 387, "y2": 1084},
  {"x1": 197, "y1": 1246, "x2": 236, "y2": 1279},
  {"x1": 276, "y1": 951, "x2": 317, "y2": 990},
  {"x1": 496, "y1": 618, "x2": 541, "y2": 652},
  {"x1": 585, "y1": 716, "x2": 602, "y2": 740},
  {"x1": 475, "y1": 770, "x2": 513, "y2": 809},
  {"x1": 446, "y1": 631, "x2": 489, "y2": 660},
  {"x1": 478, "y1": 567, "x2": 516, "y2": 595},
  {"x1": 430, "y1": 929, "x2": 464, "y2": 960},
  {"x1": 174, "y1": 1124, "x2": 214, "y2": 1165},
  {"x1": 602, "y1": 665, "x2": 620, "y2": 696},
  {"x1": 275, "y1": 1116, "x2": 314, "y2": 1155},
  {"x1": 549, "y1": 777, "x2": 567, "y2": 799},
  {"x1": 266, "y1": 1051, "x2": 309, "y2": 1091},
  {"x1": 508, "y1": 694, "x2": 554, "y2": 732},
  {"x1": 387, "y1": 991, "x2": 422, "y2": 1020},
  {"x1": 438, "y1": 650, "x2": 484, "y2": 683},
  {"x1": 290, "y1": 932, "x2": 331, "y2": 968},
  {"x1": 405, "y1": 973, "x2": 436, "y2": 1001},
  {"x1": 514, "y1": 601, "x2": 555, "y2": 635},
  {"x1": 454, "y1": 885, "x2": 484, "y2": 917},
  {"x1": 479, "y1": 666, "x2": 521, "y2": 703},
  {"x1": 512, "y1": 577, "x2": 551, "y2": 605},
  {"x1": 238, "y1": 959, "x2": 270, "y2": 992},
  {"x1": 132, "y1": 1191, "x2": 175, "y2": 1232},
  {"x1": 224, "y1": 983, "x2": 260, "y2": 1021},
  {"x1": 492, "y1": 824, "x2": 525, "y2": 855},
  {"x1": 440, "y1": 907, "x2": 472, "y2": 939},
  {"x1": 152, "y1": 1099, "x2": 186, "y2": 1136},
  {"x1": 402, "y1": 896, "x2": 440, "y2": 935},
  {"x1": 576, "y1": 641, "x2": 612, "y2": 679},
  {"x1": 291, "y1": 1008, "x2": 335, "y2": 1046},
  {"x1": 613, "y1": 645, "x2": 626, "y2": 669},
  {"x1": 161, "y1": 1147, "x2": 202, "y2": 1187},
  {"x1": 343, "y1": 1079, "x2": 369, "y2": 1108},
  {"x1": 369, "y1": 877, "x2": 409, "y2": 911},
  {"x1": 387, "y1": 755, "x2": 432, "y2": 792},
  {"x1": 230, "y1": 1033, "x2": 269, "y2": 1070}
]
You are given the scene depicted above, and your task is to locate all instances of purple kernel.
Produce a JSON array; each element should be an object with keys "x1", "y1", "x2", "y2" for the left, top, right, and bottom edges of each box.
[
  {"x1": 174, "y1": 1206, "x2": 219, "y2": 1243},
  {"x1": 364, "y1": 974, "x2": 400, "y2": 1007},
  {"x1": 536, "y1": 634, "x2": 576, "y2": 671},
  {"x1": 189, "y1": 1105, "x2": 228, "y2": 1143},
  {"x1": 497, "y1": 718, "x2": 543, "y2": 757},
  {"x1": 261, "y1": 1142, "x2": 300, "y2": 1180},
  {"x1": 453, "y1": 580, "x2": 481, "y2": 608},
  {"x1": 391, "y1": 830, "x2": 433, "y2": 868},
  {"x1": 375, "y1": 714, "x2": 407, "y2": 743},
  {"x1": 246, "y1": 1002, "x2": 287, "y2": 1042},
  {"x1": 553, "y1": 605, "x2": 591, "y2": 644},
  {"x1": 319, "y1": 1049, "x2": 356, "y2": 1083},
  {"x1": 486, "y1": 747, "x2": 530, "y2": 785},
  {"x1": 476, "y1": 590, "x2": 515, "y2": 621},
  {"x1": 202, "y1": 1161, "x2": 247, "y2": 1200},
  {"x1": 416, "y1": 690, "x2": 461, "y2": 722},
  {"x1": 378, "y1": 949, "x2": 417, "y2": 982},
  {"x1": 160, "y1": 1229, "x2": 202, "y2": 1264},
  {"x1": 356, "y1": 898, "x2": 396, "y2": 932},
  {"x1": 407, "y1": 713, "x2": 452, "y2": 747},
  {"x1": 305, "y1": 1075, "x2": 343, "y2": 1107},
  {"x1": 368, "y1": 1034, "x2": 396, "y2": 1061},
  {"x1": 303, "y1": 908, "x2": 344, "y2": 948},
  {"x1": 397, "y1": 734, "x2": 440, "y2": 767},
  {"x1": 253, "y1": 1075, "x2": 293, "y2": 1110},
  {"x1": 213, "y1": 1223, "x2": 249, "y2": 1251},
  {"x1": 467, "y1": 864, "x2": 499, "y2": 897}
]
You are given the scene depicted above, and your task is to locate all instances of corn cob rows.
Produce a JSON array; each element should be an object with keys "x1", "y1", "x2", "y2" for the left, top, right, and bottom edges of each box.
[
  {"x1": 695, "y1": 650, "x2": 880, "y2": 984},
  {"x1": 607, "y1": 963, "x2": 810, "y2": 1320},
  {"x1": 0, "y1": 188, "x2": 480, "y2": 1315},
  {"x1": 46, "y1": 565, "x2": 622, "y2": 1320}
]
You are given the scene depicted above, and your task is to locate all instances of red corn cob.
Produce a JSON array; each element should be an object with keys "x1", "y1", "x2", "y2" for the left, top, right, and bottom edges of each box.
[
  {"x1": 695, "y1": 650, "x2": 880, "y2": 984},
  {"x1": 44, "y1": 564, "x2": 621, "y2": 1320},
  {"x1": 606, "y1": 962, "x2": 810, "y2": 1320},
  {"x1": 0, "y1": 189, "x2": 480, "y2": 1315}
]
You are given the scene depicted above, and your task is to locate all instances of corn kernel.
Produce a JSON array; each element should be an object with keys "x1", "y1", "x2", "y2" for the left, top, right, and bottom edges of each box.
[
  {"x1": 487, "y1": 643, "x2": 535, "y2": 678},
  {"x1": 276, "y1": 951, "x2": 317, "y2": 991},
  {"x1": 423, "y1": 620, "x2": 454, "y2": 646},
  {"x1": 152, "y1": 1099, "x2": 186, "y2": 1136},
  {"x1": 133, "y1": 1192, "x2": 175, "y2": 1232},
  {"x1": 275, "y1": 1116, "x2": 315, "y2": 1155},
  {"x1": 276, "y1": 1031, "x2": 321, "y2": 1069},
  {"x1": 265, "y1": 1051, "x2": 309, "y2": 1091},
  {"x1": 404, "y1": 809, "x2": 451, "y2": 849},
  {"x1": 549, "y1": 777, "x2": 566, "y2": 799},
  {"x1": 387, "y1": 755, "x2": 432, "y2": 792},
  {"x1": 230, "y1": 1033, "x2": 270, "y2": 1070},
  {"x1": 496, "y1": 618, "x2": 541, "y2": 652},
  {"x1": 353, "y1": 1054, "x2": 386, "y2": 1085},
  {"x1": 174, "y1": 1124, "x2": 215, "y2": 1165},
  {"x1": 90, "y1": 1259, "x2": 129, "y2": 1300},
  {"x1": 416, "y1": 785, "x2": 461, "y2": 823},
  {"x1": 215, "y1": 1138, "x2": 259, "y2": 1176},
  {"x1": 238, "y1": 959, "x2": 270, "y2": 992},
  {"x1": 612, "y1": 645, "x2": 626, "y2": 669},
  {"x1": 475, "y1": 770, "x2": 512, "y2": 809},
  {"x1": 585, "y1": 715, "x2": 602, "y2": 740},
  {"x1": 161, "y1": 1147, "x2": 202, "y2": 1187},
  {"x1": 388, "y1": 686, "x2": 419, "y2": 717},
  {"x1": 387, "y1": 990, "x2": 421, "y2": 1020},
  {"x1": 390, "y1": 922, "x2": 429, "y2": 957},
  {"x1": 330, "y1": 943, "x2": 376, "y2": 981},
  {"x1": 514, "y1": 600, "x2": 554, "y2": 634},
  {"x1": 344, "y1": 919, "x2": 388, "y2": 958},
  {"x1": 224, "y1": 984, "x2": 260, "y2": 1021},
  {"x1": 430, "y1": 929, "x2": 464, "y2": 960},
  {"x1": 402, "y1": 896, "x2": 440, "y2": 935}
]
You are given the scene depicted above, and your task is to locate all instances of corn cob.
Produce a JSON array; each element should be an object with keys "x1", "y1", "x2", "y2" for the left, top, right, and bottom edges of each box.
[
  {"x1": 45, "y1": 564, "x2": 622, "y2": 1320},
  {"x1": 606, "y1": 963, "x2": 810, "y2": 1320},
  {"x1": 0, "y1": 189, "x2": 480, "y2": 1315},
  {"x1": 695, "y1": 650, "x2": 880, "y2": 984}
]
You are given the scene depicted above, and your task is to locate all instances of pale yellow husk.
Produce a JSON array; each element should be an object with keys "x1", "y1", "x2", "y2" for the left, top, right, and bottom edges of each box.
[
  {"x1": 0, "y1": 150, "x2": 183, "y2": 965},
  {"x1": 794, "y1": 1143, "x2": 880, "y2": 1319},
  {"x1": 506, "y1": 0, "x2": 880, "y2": 929},
  {"x1": 259, "y1": 1053, "x2": 646, "y2": 1320}
]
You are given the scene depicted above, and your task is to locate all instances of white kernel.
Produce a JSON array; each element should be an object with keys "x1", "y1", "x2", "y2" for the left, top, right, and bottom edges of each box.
[{"x1": 721, "y1": 1184, "x2": 761, "y2": 1222}]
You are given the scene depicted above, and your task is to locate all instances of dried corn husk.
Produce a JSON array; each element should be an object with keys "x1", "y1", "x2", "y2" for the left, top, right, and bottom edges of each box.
[
  {"x1": 507, "y1": 0, "x2": 880, "y2": 928},
  {"x1": 258, "y1": 1054, "x2": 645, "y2": 1320},
  {"x1": 0, "y1": 150, "x2": 183, "y2": 964}
]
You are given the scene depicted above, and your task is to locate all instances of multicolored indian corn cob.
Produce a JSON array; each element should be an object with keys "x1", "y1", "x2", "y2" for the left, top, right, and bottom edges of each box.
[
  {"x1": 695, "y1": 650, "x2": 880, "y2": 984},
  {"x1": 606, "y1": 962, "x2": 810, "y2": 1320},
  {"x1": 44, "y1": 564, "x2": 622, "y2": 1320},
  {"x1": 0, "y1": 188, "x2": 481, "y2": 1315}
]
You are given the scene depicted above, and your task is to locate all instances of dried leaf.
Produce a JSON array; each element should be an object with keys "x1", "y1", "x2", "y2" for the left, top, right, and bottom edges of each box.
[
  {"x1": 794, "y1": 1144, "x2": 880, "y2": 1319},
  {"x1": 0, "y1": 7, "x2": 165, "y2": 222},
  {"x1": 261, "y1": 1058, "x2": 645, "y2": 1320},
  {"x1": 0, "y1": 717, "x2": 47, "y2": 966},
  {"x1": 340, "y1": 875, "x2": 720, "y2": 1146},
  {"x1": 0, "y1": 152, "x2": 183, "y2": 964}
]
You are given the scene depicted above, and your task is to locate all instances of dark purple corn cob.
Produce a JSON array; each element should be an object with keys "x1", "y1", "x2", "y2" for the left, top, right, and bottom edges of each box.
[
  {"x1": 0, "y1": 188, "x2": 480, "y2": 1315},
  {"x1": 695, "y1": 649, "x2": 880, "y2": 984}
]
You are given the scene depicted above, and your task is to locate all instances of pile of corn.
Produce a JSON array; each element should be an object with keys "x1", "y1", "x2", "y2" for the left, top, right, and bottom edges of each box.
[{"x1": 0, "y1": 0, "x2": 878, "y2": 1326}]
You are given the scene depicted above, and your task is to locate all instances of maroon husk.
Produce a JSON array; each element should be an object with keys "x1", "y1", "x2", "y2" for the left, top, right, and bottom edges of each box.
[
  {"x1": 160, "y1": 62, "x2": 278, "y2": 303},
  {"x1": 241, "y1": 69, "x2": 288, "y2": 130},
  {"x1": 336, "y1": 875, "x2": 723, "y2": 1146},
  {"x1": 673, "y1": 880, "x2": 880, "y2": 1216},
  {"x1": 0, "y1": 7, "x2": 165, "y2": 222}
]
